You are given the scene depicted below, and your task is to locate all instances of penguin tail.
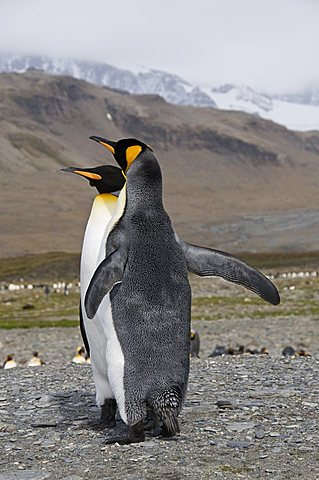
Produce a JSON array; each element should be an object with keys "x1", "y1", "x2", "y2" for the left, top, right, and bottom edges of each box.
[
  {"x1": 162, "y1": 410, "x2": 180, "y2": 436},
  {"x1": 148, "y1": 385, "x2": 182, "y2": 437}
]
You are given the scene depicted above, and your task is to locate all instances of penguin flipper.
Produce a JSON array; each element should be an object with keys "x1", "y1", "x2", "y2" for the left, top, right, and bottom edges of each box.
[
  {"x1": 85, "y1": 249, "x2": 126, "y2": 319},
  {"x1": 177, "y1": 238, "x2": 280, "y2": 306},
  {"x1": 79, "y1": 301, "x2": 90, "y2": 357}
]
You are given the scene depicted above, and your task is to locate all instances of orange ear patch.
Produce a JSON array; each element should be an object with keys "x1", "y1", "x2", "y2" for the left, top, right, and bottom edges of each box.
[{"x1": 126, "y1": 145, "x2": 142, "y2": 169}]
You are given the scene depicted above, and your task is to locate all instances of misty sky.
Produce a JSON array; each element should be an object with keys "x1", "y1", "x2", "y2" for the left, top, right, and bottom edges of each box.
[{"x1": 1, "y1": 0, "x2": 318, "y2": 93}]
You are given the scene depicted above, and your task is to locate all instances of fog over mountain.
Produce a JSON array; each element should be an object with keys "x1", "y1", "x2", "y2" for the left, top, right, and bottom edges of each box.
[{"x1": 0, "y1": 0, "x2": 318, "y2": 93}]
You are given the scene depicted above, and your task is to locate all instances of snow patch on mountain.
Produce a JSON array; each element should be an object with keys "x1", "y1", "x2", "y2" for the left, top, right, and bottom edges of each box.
[{"x1": 204, "y1": 84, "x2": 319, "y2": 131}]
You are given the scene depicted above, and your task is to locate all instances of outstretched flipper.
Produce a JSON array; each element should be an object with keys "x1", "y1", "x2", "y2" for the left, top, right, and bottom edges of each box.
[
  {"x1": 176, "y1": 238, "x2": 280, "y2": 306},
  {"x1": 85, "y1": 248, "x2": 127, "y2": 319}
]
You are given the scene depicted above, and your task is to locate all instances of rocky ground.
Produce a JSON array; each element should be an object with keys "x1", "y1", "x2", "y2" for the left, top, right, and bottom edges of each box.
[
  {"x1": 0, "y1": 275, "x2": 318, "y2": 479},
  {"x1": 0, "y1": 317, "x2": 318, "y2": 479}
]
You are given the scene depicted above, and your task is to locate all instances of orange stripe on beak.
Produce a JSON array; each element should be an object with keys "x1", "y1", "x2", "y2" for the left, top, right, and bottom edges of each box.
[{"x1": 73, "y1": 171, "x2": 102, "y2": 180}]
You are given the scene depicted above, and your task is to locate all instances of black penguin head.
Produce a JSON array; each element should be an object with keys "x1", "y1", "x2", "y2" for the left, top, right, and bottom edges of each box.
[
  {"x1": 60, "y1": 165, "x2": 125, "y2": 194},
  {"x1": 89, "y1": 136, "x2": 153, "y2": 172}
]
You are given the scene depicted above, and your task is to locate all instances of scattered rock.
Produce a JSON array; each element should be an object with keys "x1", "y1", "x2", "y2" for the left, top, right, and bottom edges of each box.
[
  {"x1": 216, "y1": 399, "x2": 236, "y2": 409},
  {"x1": 226, "y1": 422, "x2": 255, "y2": 432},
  {"x1": 226, "y1": 440, "x2": 254, "y2": 449},
  {"x1": 0, "y1": 422, "x2": 17, "y2": 433}
]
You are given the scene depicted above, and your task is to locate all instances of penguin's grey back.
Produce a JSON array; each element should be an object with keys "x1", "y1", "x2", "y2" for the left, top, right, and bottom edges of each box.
[{"x1": 109, "y1": 151, "x2": 191, "y2": 414}]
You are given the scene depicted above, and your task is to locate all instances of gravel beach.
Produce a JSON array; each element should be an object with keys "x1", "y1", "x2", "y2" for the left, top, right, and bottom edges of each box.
[{"x1": 1, "y1": 310, "x2": 319, "y2": 480}]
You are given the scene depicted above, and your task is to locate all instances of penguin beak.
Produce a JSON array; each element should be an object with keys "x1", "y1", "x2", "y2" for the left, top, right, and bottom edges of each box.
[
  {"x1": 89, "y1": 136, "x2": 117, "y2": 155},
  {"x1": 60, "y1": 167, "x2": 102, "y2": 181}
]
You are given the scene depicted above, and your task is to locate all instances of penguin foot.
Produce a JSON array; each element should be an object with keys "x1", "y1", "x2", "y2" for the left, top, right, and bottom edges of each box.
[
  {"x1": 145, "y1": 425, "x2": 162, "y2": 437},
  {"x1": 144, "y1": 409, "x2": 162, "y2": 437},
  {"x1": 103, "y1": 435, "x2": 135, "y2": 445},
  {"x1": 90, "y1": 419, "x2": 115, "y2": 431},
  {"x1": 144, "y1": 408, "x2": 158, "y2": 431},
  {"x1": 89, "y1": 399, "x2": 117, "y2": 430},
  {"x1": 100, "y1": 398, "x2": 117, "y2": 428},
  {"x1": 89, "y1": 419, "x2": 115, "y2": 431},
  {"x1": 103, "y1": 421, "x2": 145, "y2": 445}
]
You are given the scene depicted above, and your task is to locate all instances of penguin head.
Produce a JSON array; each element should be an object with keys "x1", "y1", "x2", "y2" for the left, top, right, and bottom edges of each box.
[
  {"x1": 89, "y1": 136, "x2": 153, "y2": 172},
  {"x1": 60, "y1": 165, "x2": 125, "y2": 194}
]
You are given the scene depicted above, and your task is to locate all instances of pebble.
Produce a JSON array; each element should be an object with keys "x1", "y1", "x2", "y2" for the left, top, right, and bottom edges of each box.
[
  {"x1": 216, "y1": 399, "x2": 236, "y2": 408},
  {"x1": 0, "y1": 423, "x2": 16, "y2": 433},
  {"x1": 138, "y1": 441, "x2": 156, "y2": 448},
  {"x1": 209, "y1": 440, "x2": 218, "y2": 446},
  {"x1": 225, "y1": 421, "x2": 255, "y2": 432},
  {"x1": 226, "y1": 440, "x2": 254, "y2": 449}
]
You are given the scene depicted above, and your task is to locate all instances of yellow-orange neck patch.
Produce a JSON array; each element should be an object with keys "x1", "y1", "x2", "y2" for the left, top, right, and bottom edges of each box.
[{"x1": 126, "y1": 145, "x2": 142, "y2": 169}]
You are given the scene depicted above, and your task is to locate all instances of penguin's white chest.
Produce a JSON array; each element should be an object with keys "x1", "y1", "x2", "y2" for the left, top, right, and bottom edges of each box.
[
  {"x1": 80, "y1": 194, "x2": 118, "y2": 295},
  {"x1": 79, "y1": 190, "x2": 127, "y2": 418}
]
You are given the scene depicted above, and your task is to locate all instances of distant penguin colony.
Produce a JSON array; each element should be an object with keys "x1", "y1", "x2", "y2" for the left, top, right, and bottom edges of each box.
[{"x1": 63, "y1": 134, "x2": 280, "y2": 443}]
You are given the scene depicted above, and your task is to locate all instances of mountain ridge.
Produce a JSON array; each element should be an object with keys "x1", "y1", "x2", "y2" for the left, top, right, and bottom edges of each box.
[
  {"x1": 1, "y1": 70, "x2": 319, "y2": 257},
  {"x1": 1, "y1": 53, "x2": 318, "y2": 132}
]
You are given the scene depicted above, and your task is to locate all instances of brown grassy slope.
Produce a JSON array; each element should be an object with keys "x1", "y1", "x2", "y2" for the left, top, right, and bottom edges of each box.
[{"x1": 1, "y1": 70, "x2": 319, "y2": 257}]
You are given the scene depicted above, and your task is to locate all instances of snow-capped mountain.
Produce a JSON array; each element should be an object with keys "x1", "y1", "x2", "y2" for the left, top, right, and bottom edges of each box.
[
  {"x1": 0, "y1": 53, "x2": 318, "y2": 131},
  {"x1": 0, "y1": 54, "x2": 216, "y2": 108},
  {"x1": 204, "y1": 84, "x2": 319, "y2": 132}
]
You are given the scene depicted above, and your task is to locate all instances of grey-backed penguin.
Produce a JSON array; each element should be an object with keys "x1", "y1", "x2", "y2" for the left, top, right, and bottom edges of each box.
[
  {"x1": 61, "y1": 165, "x2": 125, "y2": 427},
  {"x1": 85, "y1": 138, "x2": 192, "y2": 444},
  {"x1": 85, "y1": 136, "x2": 280, "y2": 444}
]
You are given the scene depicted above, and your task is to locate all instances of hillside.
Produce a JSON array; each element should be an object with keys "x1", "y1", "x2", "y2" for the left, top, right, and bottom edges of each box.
[
  {"x1": 1, "y1": 70, "x2": 319, "y2": 257},
  {"x1": 1, "y1": 54, "x2": 319, "y2": 131}
]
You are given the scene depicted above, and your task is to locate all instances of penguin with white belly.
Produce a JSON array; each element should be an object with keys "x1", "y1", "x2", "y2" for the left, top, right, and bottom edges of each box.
[
  {"x1": 61, "y1": 164, "x2": 125, "y2": 427},
  {"x1": 84, "y1": 136, "x2": 280, "y2": 444},
  {"x1": 85, "y1": 138, "x2": 192, "y2": 443}
]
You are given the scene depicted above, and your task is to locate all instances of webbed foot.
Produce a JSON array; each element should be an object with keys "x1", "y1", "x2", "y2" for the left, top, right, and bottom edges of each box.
[{"x1": 103, "y1": 420, "x2": 145, "y2": 445}]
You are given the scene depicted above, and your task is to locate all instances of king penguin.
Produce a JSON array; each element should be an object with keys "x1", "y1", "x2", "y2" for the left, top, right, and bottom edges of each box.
[
  {"x1": 3, "y1": 354, "x2": 17, "y2": 369},
  {"x1": 85, "y1": 137, "x2": 192, "y2": 444},
  {"x1": 61, "y1": 164, "x2": 125, "y2": 427},
  {"x1": 84, "y1": 136, "x2": 280, "y2": 444},
  {"x1": 27, "y1": 351, "x2": 45, "y2": 367}
]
